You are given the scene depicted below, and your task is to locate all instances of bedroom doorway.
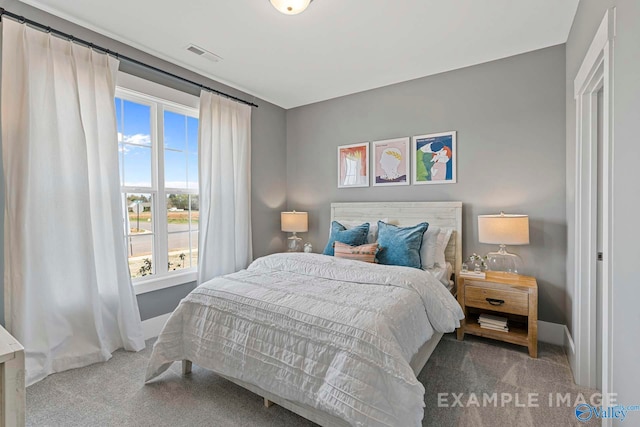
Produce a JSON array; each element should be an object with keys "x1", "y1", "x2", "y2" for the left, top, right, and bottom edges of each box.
[{"x1": 572, "y1": 8, "x2": 614, "y2": 402}]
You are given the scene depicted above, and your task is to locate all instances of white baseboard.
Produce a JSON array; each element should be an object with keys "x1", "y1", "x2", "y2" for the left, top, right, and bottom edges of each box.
[
  {"x1": 564, "y1": 325, "x2": 577, "y2": 382},
  {"x1": 564, "y1": 325, "x2": 576, "y2": 354},
  {"x1": 537, "y1": 320, "x2": 565, "y2": 346},
  {"x1": 142, "y1": 313, "x2": 172, "y2": 340}
]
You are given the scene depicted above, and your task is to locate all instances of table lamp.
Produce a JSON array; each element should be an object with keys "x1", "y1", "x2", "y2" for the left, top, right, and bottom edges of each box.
[
  {"x1": 281, "y1": 211, "x2": 308, "y2": 252},
  {"x1": 478, "y1": 212, "x2": 529, "y2": 274}
]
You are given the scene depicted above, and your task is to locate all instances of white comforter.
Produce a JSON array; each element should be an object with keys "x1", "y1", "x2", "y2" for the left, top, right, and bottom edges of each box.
[{"x1": 145, "y1": 253, "x2": 464, "y2": 426}]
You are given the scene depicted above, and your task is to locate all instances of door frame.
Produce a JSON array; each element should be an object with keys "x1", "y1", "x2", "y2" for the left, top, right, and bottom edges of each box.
[{"x1": 572, "y1": 7, "x2": 614, "y2": 409}]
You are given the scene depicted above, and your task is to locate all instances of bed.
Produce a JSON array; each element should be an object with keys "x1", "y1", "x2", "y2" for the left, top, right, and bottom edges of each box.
[{"x1": 145, "y1": 201, "x2": 464, "y2": 426}]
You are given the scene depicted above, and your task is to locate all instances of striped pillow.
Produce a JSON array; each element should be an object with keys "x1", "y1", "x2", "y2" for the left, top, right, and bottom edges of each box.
[{"x1": 333, "y1": 242, "x2": 380, "y2": 263}]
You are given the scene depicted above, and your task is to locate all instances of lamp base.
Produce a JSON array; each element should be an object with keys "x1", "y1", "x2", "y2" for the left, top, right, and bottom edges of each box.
[
  {"x1": 485, "y1": 245, "x2": 523, "y2": 275},
  {"x1": 287, "y1": 233, "x2": 303, "y2": 252}
]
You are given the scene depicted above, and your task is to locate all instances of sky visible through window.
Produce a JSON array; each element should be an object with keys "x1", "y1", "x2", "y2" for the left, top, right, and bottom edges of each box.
[
  {"x1": 115, "y1": 98, "x2": 198, "y2": 189},
  {"x1": 115, "y1": 96, "x2": 199, "y2": 279}
]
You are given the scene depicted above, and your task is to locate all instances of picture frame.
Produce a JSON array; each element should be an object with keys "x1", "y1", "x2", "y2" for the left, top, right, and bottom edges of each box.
[
  {"x1": 412, "y1": 131, "x2": 457, "y2": 185},
  {"x1": 337, "y1": 142, "x2": 370, "y2": 188},
  {"x1": 372, "y1": 137, "x2": 410, "y2": 187}
]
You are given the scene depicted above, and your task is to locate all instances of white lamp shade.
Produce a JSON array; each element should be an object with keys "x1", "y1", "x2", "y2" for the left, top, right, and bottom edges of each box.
[
  {"x1": 270, "y1": 0, "x2": 312, "y2": 15},
  {"x1": 281, "y1": 211, "x2": 308, "y2": 232},
  {"x1": 478, "y1": 214, "x2": 529, "y2": 245}
]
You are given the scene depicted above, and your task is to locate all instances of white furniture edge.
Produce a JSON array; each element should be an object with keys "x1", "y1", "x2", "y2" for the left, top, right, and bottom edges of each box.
[{"x1": 0, "y1": 325, "x2": 25, "y2": 427}]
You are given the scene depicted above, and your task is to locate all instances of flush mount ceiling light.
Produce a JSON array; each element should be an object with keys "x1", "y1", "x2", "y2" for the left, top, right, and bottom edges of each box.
[{"x1": 270, "y1": 0, "x2": 313, "y2": 15}]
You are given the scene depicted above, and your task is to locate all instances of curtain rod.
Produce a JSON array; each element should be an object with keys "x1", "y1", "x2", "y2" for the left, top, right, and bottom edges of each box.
[{"x1": 0, "y1": 8, "x2": 259, "y2": 108}]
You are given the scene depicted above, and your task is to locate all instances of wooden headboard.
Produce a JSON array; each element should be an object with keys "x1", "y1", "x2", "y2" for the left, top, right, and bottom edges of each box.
[{"x1": 330, "y1": 202, "x2": 463, "y2": 276}]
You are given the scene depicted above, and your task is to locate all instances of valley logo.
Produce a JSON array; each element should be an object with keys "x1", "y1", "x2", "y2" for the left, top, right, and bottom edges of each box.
[
  {"x1": 575, "y1": 403, "x2": 640, "y2": 422},
  {"x1": 575, "y1": 404, "x2": 593, "y2": 422}
]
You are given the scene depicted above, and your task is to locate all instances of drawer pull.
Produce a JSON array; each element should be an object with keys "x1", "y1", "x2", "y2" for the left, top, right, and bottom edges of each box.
[{"x1": 486, "y1": 298, "x2": 505, "y2": 306}]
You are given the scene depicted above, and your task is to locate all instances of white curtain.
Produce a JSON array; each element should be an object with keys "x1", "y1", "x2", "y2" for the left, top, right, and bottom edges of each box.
[
  {"x1": 198, "y1": 91, "x2": 252, "y2": 283},
  {"x1": 1, "y1": 19, "x2": 144, "y2": 385}
]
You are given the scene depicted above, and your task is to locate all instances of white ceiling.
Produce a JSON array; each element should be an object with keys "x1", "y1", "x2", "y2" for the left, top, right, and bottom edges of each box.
[{"x1": 19, "y1": 0, "x2": 579, "y2": 109}]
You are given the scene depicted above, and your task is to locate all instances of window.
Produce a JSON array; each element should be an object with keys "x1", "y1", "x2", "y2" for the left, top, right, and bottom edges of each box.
[{"x1": 114, "y1": 74, "x2": 199, "y2": 291}]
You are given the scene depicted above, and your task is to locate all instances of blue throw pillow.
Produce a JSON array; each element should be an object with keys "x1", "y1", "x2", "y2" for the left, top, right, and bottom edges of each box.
[
  {"x1": 376, "y1": 221, "x2": 429, "y2": 269},
  {"x1": 323, "y1": 221, "x2": 370, "y2": 256}
]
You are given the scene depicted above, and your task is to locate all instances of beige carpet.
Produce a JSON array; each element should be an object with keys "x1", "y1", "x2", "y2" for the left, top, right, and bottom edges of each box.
[{"x1": 26, "y1": 334, "x2": 599, "y2": 426}]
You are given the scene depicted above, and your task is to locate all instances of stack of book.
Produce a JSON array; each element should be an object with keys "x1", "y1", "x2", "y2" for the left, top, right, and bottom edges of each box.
[
  {"x1": 478, "y1": 313, "x2": 508, "y2": 332},
  {"x1": 460, "y1": 270, "x2": 486, "y2": 279}
]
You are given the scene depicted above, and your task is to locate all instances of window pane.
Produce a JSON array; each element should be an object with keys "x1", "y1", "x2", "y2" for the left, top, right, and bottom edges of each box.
[
  {"x1": 166, "y1": 232, "x2": 198, "y2": 270},
  {"x1": 116, "y1": 87, "x2": 199, "y2": 281},
  {"x1": 166, "y1": 194, "x2": 196, "y2": 231},
  {"x1": 165, "y1": 150, "x2": 187, "y2": 189},
  {"x1": 119, "y1": 99, "x2": 152, "y2": 187},
  {"x1": 188, "y1": 153, "x2": 198, "y2": 190},
  {"x1": 115, "y1": 98, "x2": 123, "y2": 134},
  {"x1": 123, "y1": 100, "x2": 151, "y2": 146},
  {"x1": 168, "y1": 232, "x2": 189, "y2": 272},
  {"x1": 126, "y1": 234, "x2": 154, "y2": 278},
  {"x1": 190, "y1": 231, "x2": 199, "y2": 268},
  {"x1": 123, "y1": 145, "x2": 152, "y2": 187},
  {"x1": 187, "y1": 117, "x2": 199, "y2": 190},
  {"x1": 118, "y1": 144, "x2": 125, "y2": 185},
  {"x1": 167, "y1": 194, "x2": 198, "y2": 270},
  {"x1": 190, "y1": 195, "x2": 199, "y2": 231},
  {"x1": 164, "y1": 110, "x2": 186, "y2": 151},
  {"x1": 187, "y1": 116, "x2": 198, "y2": 154},
  {"x1": 126, "y1": 193, "x2": 153, "y2": 235}
]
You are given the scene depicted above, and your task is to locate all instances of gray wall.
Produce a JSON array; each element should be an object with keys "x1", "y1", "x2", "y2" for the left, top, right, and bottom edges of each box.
[
  {"x1": 611, "y1": 0, "x2": 640, "y2": 411},
  {"x1": 0, "y1": 0, "x2": 287, "y2": 324},
  {"x1": 286, "y1": 45, "x2": 567, "y2": 324},
  {"x1": 566, "y1": 0, "x2": 640, "y2": 414}
]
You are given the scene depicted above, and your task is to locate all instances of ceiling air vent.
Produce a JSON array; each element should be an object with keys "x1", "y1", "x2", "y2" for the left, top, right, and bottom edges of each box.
[{"x1": 186, "y1": 44, "x2": 222, "y2": 63}]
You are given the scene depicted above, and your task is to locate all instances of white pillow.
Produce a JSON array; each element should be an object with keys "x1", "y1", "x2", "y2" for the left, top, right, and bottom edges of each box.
[
  {"x1": 435, "y1": 228, "x2": 453, "y2": 268},
  {"x1": 425, "y1": 261, "x2": 453, "y2": 287},
  {"x1": 332, "y1": 219, "x2": 388, "y2": 244},
  {"x1": 421, "y1": 226, "x2": 453, "y2": 269},
  {"x1": 419, "y1": 225, "x2": 441, "y2": 269}
]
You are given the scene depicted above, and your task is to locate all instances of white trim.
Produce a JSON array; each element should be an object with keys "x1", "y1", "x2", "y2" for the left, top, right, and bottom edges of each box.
[
  {"x1": 573, "y1": 10, "x2": 616, "y2": 98},
  {"x1": 537, "y1": 321, "x2": 565, "y2": 346},
  {"x1": 134, "y1": 271, "x2": 197, "y2": 295},
  {"x1": 142, "y1": 313, "x2": 172, "y2": 340},
  {"x1": 572, "y1": 8, "x2": 614, "y2": 404},
  {"x1": 117, "y1": 72, "x2": 199, "y2": 110},
  {"x1": 116, "y1": 74, "x2": 200, "y2": 287},
  {"x1": 564, "y1": 325, "x2": 576, "y2": 359}
]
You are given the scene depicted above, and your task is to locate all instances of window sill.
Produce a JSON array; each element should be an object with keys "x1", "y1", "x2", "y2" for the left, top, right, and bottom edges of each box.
[{"x1": 133, "y1": 270, "x2": 197, "y2": 295}]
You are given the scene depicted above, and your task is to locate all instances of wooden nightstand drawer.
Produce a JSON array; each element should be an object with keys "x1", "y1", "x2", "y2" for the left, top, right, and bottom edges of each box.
[
  {"x1": 457, "y1": 272, "x2": 538, "y2": 357},
  {"x1": 465, "y1": 284, "x2": 528, "y2": 316}
]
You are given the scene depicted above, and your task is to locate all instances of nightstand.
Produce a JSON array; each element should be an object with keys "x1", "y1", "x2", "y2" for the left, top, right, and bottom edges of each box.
[{"x1": 456, "y1": 272, "x2": 538, "y2": 358}]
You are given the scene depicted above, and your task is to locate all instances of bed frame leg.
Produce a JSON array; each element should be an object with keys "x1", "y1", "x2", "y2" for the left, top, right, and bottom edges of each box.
[
  {"x1": 264, "y1": 398, "x2": 274, "y2": 408},
  {"x1": 182, "y1": 360, "x2": 192, "y2": 375}
]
